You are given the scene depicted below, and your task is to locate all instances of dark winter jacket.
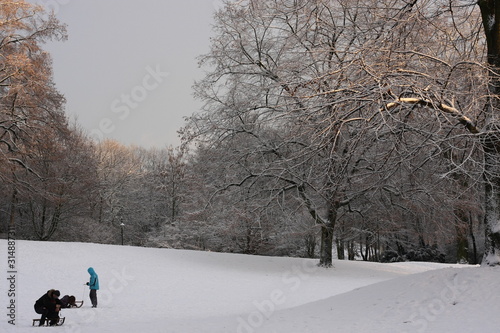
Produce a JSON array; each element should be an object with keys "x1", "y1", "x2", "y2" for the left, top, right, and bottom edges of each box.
[
  {"x1": 34, "y1": 289, "x2": 62, "y2": 312},
  {"x1": 60, "y1": 295, "x2": 76, "y2": 308},
  {"x1": 87, "y1": 267, "x2": 99, "y2": 290}
]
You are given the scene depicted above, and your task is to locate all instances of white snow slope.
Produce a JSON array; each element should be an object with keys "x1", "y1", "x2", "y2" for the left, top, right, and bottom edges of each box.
[{"x1": 0, "y1": 240, "x2": 499, "y2": 333}]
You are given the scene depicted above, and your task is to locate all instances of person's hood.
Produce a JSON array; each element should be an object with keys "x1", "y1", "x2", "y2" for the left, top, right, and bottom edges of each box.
[
  {"x1": 88, "y1": 267, "x2": 95, "y2": 275},
  {"x1": 47, "y1": 289, "x2": 59, "y2": 298}
]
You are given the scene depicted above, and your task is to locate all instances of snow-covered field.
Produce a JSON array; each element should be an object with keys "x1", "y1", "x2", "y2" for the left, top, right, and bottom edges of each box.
[{"x1": 0, "y1": 240, "x2": 499, "y2": 332}]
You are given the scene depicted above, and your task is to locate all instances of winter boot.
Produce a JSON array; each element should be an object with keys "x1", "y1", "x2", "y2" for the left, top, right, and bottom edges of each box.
[{"x1": 49, "y1": 316, "x2": 59, "y2": 326}]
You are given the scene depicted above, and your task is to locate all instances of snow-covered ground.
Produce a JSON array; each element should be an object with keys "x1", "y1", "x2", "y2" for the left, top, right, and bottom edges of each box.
[{"x1": 0, "y1": 240, "x2": 499, "y2": 332}]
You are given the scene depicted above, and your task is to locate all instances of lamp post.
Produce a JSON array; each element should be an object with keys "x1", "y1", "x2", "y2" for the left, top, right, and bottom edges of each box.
[{"x1": 120, "y1": 222, "x2": 125, "y2": 245}]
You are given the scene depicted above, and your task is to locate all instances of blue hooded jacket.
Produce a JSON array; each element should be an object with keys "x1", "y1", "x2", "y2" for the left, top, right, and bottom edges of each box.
[{"x1": 87, "y1": 267, "x2": 99, "y2": 290}]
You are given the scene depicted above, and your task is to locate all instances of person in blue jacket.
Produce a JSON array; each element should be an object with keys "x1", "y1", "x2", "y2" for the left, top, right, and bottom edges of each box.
[{"x1": 86, "y1": 267, "x2": 99, "y2": 308}]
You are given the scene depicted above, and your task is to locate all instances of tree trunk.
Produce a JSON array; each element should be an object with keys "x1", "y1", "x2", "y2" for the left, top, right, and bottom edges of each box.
[
  {"x1": 481, "y1": 154, "x2": 500, "y2": 265},
  {"x1": 298, "y1": 185, "x2": 337, "y2": 267},
  {"x1": 359, "y1": 234, "x2": 366, "y2": 261},
  {"x1": 469, "y1": 212, "x2": 479, "y2": 265},
  {"x1": 336, "y1": 239, "x2": 345, "y2": 261},
  {"x1": 456, "y1": 224, "x2": 469, "y2": 264},
  {"x1": 347, "y1": 241, "x2": 356, "y2": 260},
  {"x1": 304, "y1": 234, "x2": 316, "y2": 258},
  {"x1": 478, "y1": 0, "x2": 500, "y2": 265},
  {"x1": 319, "y1": 223, "x2": 334, "y2": 267},
  {"x1": 455, "y1": 209, "x2": 469, "y2": 264},
  {"x1": 319, "y1": 203, "x2": 338, "y2": 267}
]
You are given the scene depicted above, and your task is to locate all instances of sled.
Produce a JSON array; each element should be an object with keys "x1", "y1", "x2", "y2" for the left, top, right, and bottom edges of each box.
[
  {"x1": 32, "y1": 317, "x2": 65, "y2": 326},
  {"x1": 72, "y1": 300, "x2": 83, "y2": 308}
]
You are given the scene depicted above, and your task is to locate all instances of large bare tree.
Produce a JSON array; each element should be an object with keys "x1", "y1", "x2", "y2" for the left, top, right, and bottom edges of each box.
[
  {"x1": 185, "y1": 0, "x2": 500, "y2": 267},
  {"x1": 377, "y1": 0, "x2": 500, "y2": 266},
  {"x1": 0, "y1": 0, "x2": 68, "y2": 234},
  {"x1": 186, "y1": 0, "x2": 419, "y2": 266}
]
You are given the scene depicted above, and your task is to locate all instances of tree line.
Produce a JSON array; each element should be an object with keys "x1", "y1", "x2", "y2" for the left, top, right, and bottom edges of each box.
[{"x1": 2, "y1": 0, "x2": 500, "y2": 267}]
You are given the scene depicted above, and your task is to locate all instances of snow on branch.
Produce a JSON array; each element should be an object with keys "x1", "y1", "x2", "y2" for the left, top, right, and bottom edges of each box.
[{"x1": 384, "y1": 97, "x2": 479, "y2": 134}]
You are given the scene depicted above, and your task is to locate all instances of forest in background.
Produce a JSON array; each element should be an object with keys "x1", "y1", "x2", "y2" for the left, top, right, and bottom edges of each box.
[{"x1": 3, "y1": 0, "x2": 500, "y2": 267}]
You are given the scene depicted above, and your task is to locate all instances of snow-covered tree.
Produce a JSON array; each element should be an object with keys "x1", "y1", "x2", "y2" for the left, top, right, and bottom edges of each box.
[
  {"x1": 0, "y1": 0, "x2": 68, "y2": 236},
  {"x1": 184, "y1": 0, "x2": 499, "y2": 266}
]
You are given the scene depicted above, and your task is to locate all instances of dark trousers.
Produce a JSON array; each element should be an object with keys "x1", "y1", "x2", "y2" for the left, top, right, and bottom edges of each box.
[
  {"x1": 34, "y1": 305, "x2": 59, "y2": 326},
  {"x1": 89, "y1": 289, "x2": 98, "y2": 307}
]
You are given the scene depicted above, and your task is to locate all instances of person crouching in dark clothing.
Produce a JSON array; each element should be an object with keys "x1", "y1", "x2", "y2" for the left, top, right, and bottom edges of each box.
[
  {"x1": 34, "y1": 289, "x2": 62, "y2": 326},
  {"x1": 60, "y1": 295, "x2": 76, "y2": 308}
]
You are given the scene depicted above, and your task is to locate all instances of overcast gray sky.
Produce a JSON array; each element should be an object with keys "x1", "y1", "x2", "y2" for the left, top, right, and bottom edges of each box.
[{"x1": 31, "y1": 0, "x2": 219, "y2": 148}]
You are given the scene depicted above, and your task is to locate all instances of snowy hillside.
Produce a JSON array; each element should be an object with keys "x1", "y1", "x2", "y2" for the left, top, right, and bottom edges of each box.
[{"x1": 0, "y1": 240, "x2": 499, "y2": 332}]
